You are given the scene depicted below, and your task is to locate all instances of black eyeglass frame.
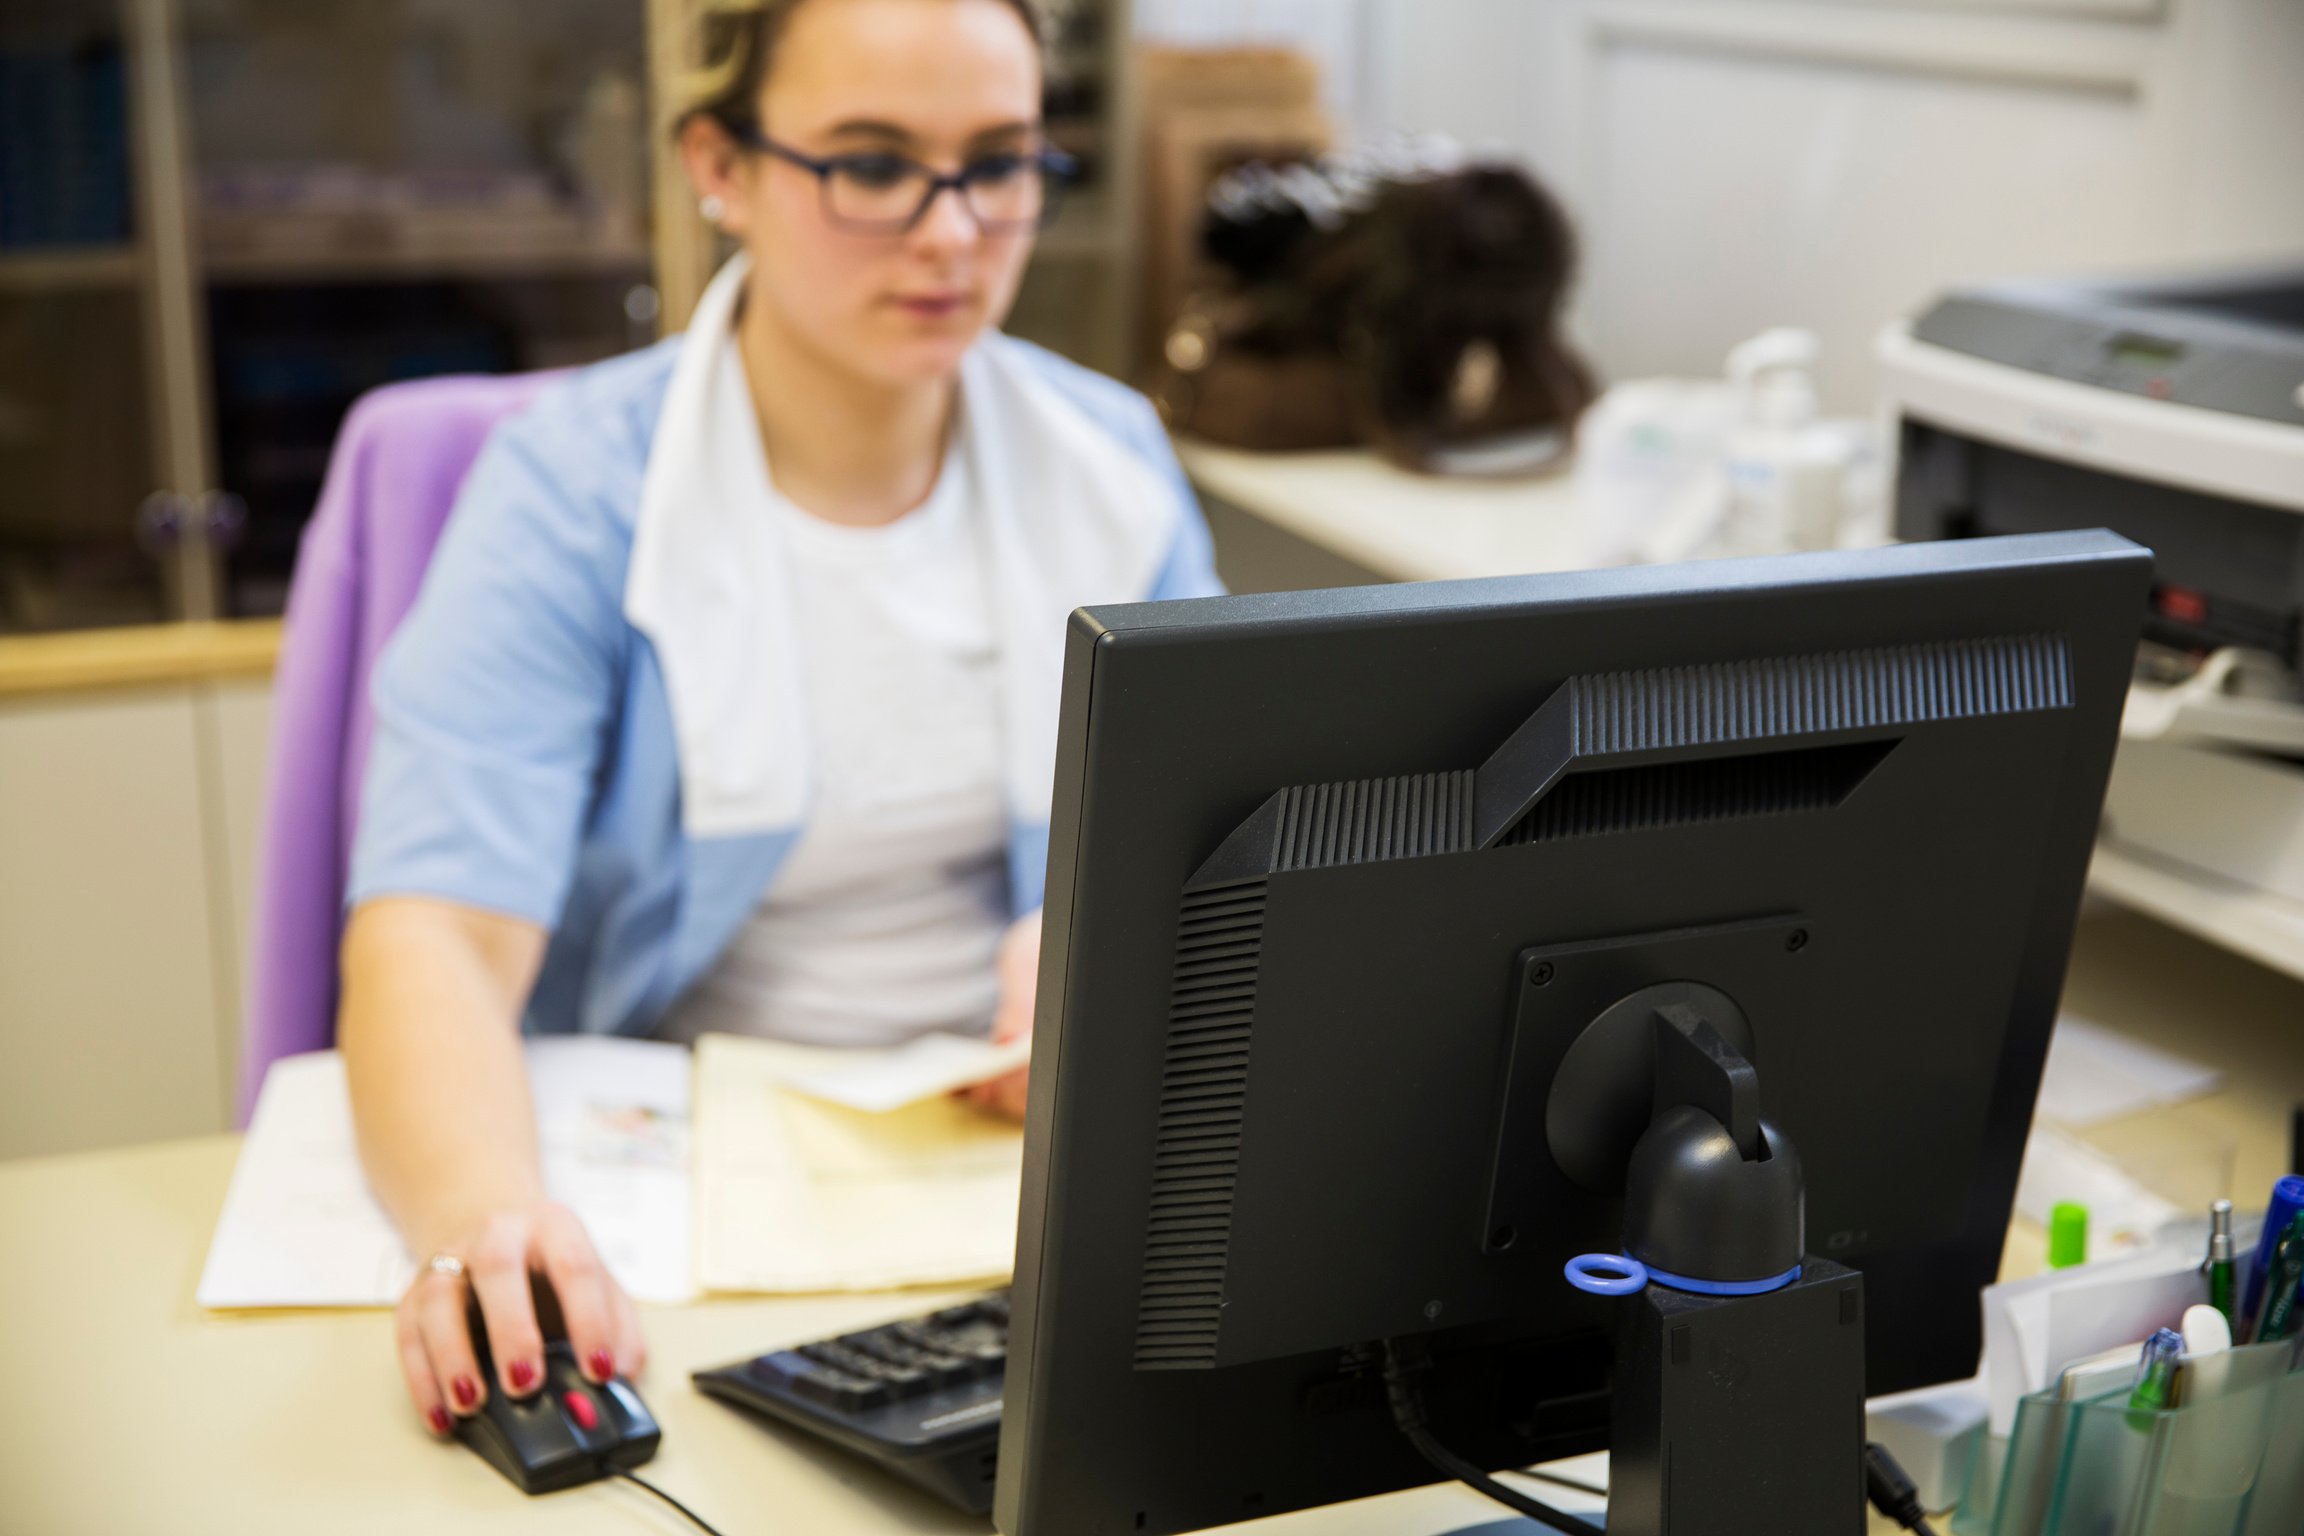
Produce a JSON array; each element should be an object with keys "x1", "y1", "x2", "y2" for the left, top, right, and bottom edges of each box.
[{"x1": 729, "y1": 123, "x2": 1080, "y2": 235}]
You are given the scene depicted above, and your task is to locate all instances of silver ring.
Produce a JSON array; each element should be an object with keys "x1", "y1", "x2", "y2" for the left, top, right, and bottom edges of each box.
[{"x1": 425, "y1": 1252, "x2": 467, "y2": 1283}]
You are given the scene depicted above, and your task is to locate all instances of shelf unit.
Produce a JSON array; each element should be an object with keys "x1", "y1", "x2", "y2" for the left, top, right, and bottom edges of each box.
[
  {"x1": 200, "y1": 242, "x2": 653, "y2": 287},
  {"x1": 0, "y1": 0, "x2": 1144, "y2": 636},
  {"x1": 2088, "y1": 838, "x2": 2304, "y2": 988},
  {"x1": 4, "y1": 0, "x2": 666, "y2": 631},
  {"x1": 0, "y1": 245, "x2": 142, "y2": 291}
]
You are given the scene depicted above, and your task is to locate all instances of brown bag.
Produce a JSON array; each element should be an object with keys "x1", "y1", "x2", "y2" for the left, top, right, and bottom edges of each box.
[
  {"x1": 1154, "y1": 299, "x2": 1359, "y2": 453},
  {"x1": 1153, "y1": 162, "x2": 1595, "y2": 476}
]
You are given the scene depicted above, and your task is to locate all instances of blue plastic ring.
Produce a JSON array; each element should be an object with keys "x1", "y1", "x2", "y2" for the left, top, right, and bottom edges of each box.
[
  {"x1": 1640, "y1": 1261, "x2": 1802, "y2": 1296},
  {"x1": 1564, "y1": 1253, "x2": 1649, "y2": 1296}
]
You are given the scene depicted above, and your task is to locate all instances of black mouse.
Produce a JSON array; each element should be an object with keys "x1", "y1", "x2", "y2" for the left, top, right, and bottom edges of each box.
[{"x1": 457, "y1": 1280, "x2": 661, "y2": 1494}]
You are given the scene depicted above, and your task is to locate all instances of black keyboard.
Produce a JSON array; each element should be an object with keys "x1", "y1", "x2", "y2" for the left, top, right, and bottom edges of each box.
[{"x1": 693, "y1": 1291, "x2": 1011, "y2": 1514}]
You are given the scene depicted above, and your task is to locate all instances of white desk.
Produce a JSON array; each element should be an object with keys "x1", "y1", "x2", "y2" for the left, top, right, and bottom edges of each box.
[
  {"x1": 1176, "y1": 440, "x2": 1586, "y2": 590},
  {"x1": 0, "y1": 1135, "x2": 1996, "y2": 1534},
  {"x1": 0, "y1": 1136, "x2": 1614, "y2": 1536},
  {"x1": 2089, "y1": 839, "x2": 2304, "y2": 991}
]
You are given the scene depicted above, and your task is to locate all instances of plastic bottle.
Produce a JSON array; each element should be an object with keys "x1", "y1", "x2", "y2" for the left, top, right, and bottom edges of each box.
[
  {"x1": 1717, "y1": 329, "x2": 1855, "y2": 556},
  {"x1": 1573, "y1": 377, "x2": 1739, "y2": 566}
]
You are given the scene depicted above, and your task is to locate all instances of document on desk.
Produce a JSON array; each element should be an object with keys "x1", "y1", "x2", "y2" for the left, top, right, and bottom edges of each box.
[
  {"x1": 197, "y1": 1039, "x2": 695, "y2": 1309},
  {"x1": 2035, "y1": 1014, "x2": 2223, "y2": 1127},
  {"x1": 693, "y1": 1032, "x2": 1024, "y2": 1294},
  {"x1": 776, "y1": 1030, "x2": 1032, "y2": 1114}
]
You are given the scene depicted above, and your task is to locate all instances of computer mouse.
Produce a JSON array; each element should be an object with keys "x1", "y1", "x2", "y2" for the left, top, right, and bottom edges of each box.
[{"x1": 456, "y1": 1282, "x2": 661, "y2": 1494}]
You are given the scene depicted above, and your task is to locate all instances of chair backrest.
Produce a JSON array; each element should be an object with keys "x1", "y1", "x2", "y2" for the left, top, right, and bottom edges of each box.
[{"x1": 238, "y1": 371, "x2": 560, "y2": 1124}]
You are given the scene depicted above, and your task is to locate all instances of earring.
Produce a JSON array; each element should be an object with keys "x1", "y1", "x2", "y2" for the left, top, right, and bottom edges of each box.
[{"x1": 699, "y1": 194, "x2": 726, "y2": 224}]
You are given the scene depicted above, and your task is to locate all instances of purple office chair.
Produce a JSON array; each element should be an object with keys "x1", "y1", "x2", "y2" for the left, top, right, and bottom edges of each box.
[{"x1": 238, "y1": 372, "x2": 558, "y2": 1124}]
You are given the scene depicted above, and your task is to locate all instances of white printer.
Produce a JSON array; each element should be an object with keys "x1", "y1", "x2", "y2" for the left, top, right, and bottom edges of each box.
[{"x1": 1879, "y1": 267, "x2": 2304, "y2": 977}]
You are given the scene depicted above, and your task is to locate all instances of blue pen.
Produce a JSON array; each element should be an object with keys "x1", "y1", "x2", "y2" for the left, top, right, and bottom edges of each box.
[
  {"x1": 2241, "y1": 1175, "x2": 2304, "y2": 1334},
  {"x1": 2255, "y1": 1212, "x2": 2304, "y2": 1344}
]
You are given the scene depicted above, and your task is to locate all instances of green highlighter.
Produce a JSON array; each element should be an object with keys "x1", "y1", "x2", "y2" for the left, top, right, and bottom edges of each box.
[
  {"x1": 2255, "y1": 1210, "x2": 2304, "y2": 1344},
  {"x1": 2048, "y1": 1202, "x2": 2089, "y2": 1269}
]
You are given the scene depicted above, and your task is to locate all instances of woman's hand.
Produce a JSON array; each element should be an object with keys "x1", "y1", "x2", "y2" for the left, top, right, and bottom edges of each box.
[
  {"x1": 394, "y1": 1199, "x2": 647, "y2": 1438},
  {"x1": 961, "y1": 909, "x2": 1043, "y2": 1121}
]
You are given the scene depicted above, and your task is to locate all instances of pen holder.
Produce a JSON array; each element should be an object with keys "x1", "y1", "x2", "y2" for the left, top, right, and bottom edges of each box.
[{"x1": 1957, "y1": 1340, "x2": 2303, "y2": 1536}]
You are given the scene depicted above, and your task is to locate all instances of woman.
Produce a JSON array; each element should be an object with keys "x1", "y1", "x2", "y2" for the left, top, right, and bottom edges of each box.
[{"x1": 339, "y1": 0, "x2": 1220, "y2": 1439}]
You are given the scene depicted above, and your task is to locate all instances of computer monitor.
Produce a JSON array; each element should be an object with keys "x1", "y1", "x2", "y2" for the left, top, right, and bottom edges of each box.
[{"x1": 995, "y1": 531, "x2": 2148, "y2": 1536}]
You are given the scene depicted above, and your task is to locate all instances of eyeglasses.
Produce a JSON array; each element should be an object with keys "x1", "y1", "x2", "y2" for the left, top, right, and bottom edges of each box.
[{"x1": 732, "y1": 125, "x2": 1078, "y2": 235}]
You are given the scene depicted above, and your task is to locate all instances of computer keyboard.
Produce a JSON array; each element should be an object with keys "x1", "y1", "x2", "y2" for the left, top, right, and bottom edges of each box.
[{"x1": 692, "y1": 1291, "x2": 1011, "y2": 1514}]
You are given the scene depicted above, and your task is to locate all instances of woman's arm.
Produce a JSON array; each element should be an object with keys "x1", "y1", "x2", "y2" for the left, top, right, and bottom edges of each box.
[
  {"x1": 341, "y1": 896, "x2": 646, "y2": 1436},
  {"x1": 960, "y1": 907, "x2": 1043, "y2": 1121},
  {"x1": 342, "y1": 896, "x2": 548, "y2": 1244}
]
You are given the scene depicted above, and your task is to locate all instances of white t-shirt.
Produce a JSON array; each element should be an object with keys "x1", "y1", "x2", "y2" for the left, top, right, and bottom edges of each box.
[{"x1": 658, "y1": 427, "x2": 1013, "y2": 1049}]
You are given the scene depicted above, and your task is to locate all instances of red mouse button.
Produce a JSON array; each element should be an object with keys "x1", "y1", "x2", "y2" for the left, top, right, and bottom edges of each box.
[{"x1": 562, "y1": 1389, "x2": 600, "y2": 1431}]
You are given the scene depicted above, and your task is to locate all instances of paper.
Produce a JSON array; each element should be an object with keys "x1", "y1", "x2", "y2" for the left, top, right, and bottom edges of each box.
[
  {"x1": 197, "y1": 1038, "x2": 695, "y2": 1309},
  {"x1": 694, "y1": 1031, "x2": 1023, "y2": 1294},
  {"x1": 774, "y1": 1030, "x2": 1031, "y2": 1113},
  {"x1": 530, "y1": 1038, "x2": 695, "y2": 1305},
  {"x1": 2035, "y1": 1015, "x2": 2222, "y2": 1128}
]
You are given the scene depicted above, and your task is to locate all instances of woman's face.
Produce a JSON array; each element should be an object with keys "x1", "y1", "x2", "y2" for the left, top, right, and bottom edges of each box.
[{"x1": 708, "y1": 0, "x2": 1043, "y2": 389}]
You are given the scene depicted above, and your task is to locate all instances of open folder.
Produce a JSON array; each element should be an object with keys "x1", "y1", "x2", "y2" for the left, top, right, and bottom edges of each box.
[
  {"x1": 691, "y1": 1032, "x2": 1024, "y2": 1294},
  {"x1": 199, "y1": 1032, "x2": 1025, "y2": 1310}
]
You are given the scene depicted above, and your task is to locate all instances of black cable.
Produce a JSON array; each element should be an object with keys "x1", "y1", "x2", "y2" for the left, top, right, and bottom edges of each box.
[
  {"x1": 615, "y1": 1468, "x2": 732, "y2": 1536},
  {"x1": 1864, "y1": 1441, "x2": 1943, "y2": 1536},
  {"x1": 1507, "y1": 1465, "x2": 1609, "y2": 1498},
  {"x1": 1379, "y1": 1341, "x2": 1606, "y2": 1536},
  {"x1": 1383, "y1": 1346, "x2": 1935, "y2": 1536}
]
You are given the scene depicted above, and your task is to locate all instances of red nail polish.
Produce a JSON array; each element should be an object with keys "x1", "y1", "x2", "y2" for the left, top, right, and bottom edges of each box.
[
  {"x1": 451, "y1": 1375, "x2": 478, "y2": 1410},
  {"x1": 509, "y1": 1358, "x2": 537, "y2": 1392},
  {"x1": 428, "y1": 1405, "x2": 453, "y2": 1436},
  {"x1": 588, "y1": 1349, "x2": 616, "y2": 1382}
]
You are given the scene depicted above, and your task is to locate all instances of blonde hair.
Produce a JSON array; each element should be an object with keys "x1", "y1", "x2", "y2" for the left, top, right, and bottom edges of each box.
[{"x1": 677, "y1": 0, "x2": 1048, "y2": 134}]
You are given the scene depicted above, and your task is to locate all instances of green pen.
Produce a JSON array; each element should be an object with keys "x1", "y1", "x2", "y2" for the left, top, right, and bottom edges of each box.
[
  {"x1": 2126, "y1": 1326, "x2": 2183, "y2": 1429},
  {"x1": 2255, "y1": 1211, "x2": 2304, "y2": 1345},
  {"x1": 2205, "y1": 1199, "x2": 2235, "y2": 1330}
]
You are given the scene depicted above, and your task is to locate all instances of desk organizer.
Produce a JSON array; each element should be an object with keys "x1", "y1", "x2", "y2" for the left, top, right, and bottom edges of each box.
[{"x1": 1953, "y1": 1340, "x2": 2304, "y2": 1536}]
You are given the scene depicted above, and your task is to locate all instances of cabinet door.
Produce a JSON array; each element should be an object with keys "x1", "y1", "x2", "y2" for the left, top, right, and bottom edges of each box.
[
  {"x1": 180, "y1": 0, "x2": 658, "y2": 619},
  {"x1": 196, "y1": 672, "x2": 270, "y2": 1084},
  {"x1": 0, "y1": 0, "x2": 177, "y2": 632},
  {"x1": 0, "y1": 687, "x2": 228, "y2": 1158}
]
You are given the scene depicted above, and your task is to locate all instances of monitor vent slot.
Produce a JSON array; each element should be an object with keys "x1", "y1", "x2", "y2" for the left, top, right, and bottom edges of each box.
[
  {"x1": 1134, "y1": 878, "x2": 1267, "y2": 1370},
  {"x1": 1497, "y1": 739, "x2": 1894, "y2": 846},
  {"x1": 1568, "y1": 634, "x2": 2072, "y2": 757},
  {"x1": 1272, "y1": 770, "x2": 1475, "y2": 872}
]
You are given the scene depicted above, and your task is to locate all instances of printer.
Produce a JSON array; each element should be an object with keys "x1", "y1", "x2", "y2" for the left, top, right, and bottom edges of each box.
[{"x1": 1879, "y1": 267, "x2": 2304, "y2": 970}]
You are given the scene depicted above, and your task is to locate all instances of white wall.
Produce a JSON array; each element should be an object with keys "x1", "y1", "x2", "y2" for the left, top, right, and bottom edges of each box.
[{"x1": 1364, "y1": 0, "x2": 2304, "y2": 412}]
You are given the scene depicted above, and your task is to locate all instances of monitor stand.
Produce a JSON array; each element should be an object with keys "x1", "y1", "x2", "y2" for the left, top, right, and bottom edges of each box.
[
  {"x1": 1415, "y1": 1256, "x2": 1864, "y2": 1536},
  {"x1": 1426, "y1": 999, "x2": 1867, "y2": 1536}
]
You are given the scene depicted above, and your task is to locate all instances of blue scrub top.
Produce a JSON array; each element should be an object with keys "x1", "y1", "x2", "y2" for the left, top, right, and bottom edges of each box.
[{"x1": 346, "y1": 334, "x2": 1223, "y2": 1039}]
